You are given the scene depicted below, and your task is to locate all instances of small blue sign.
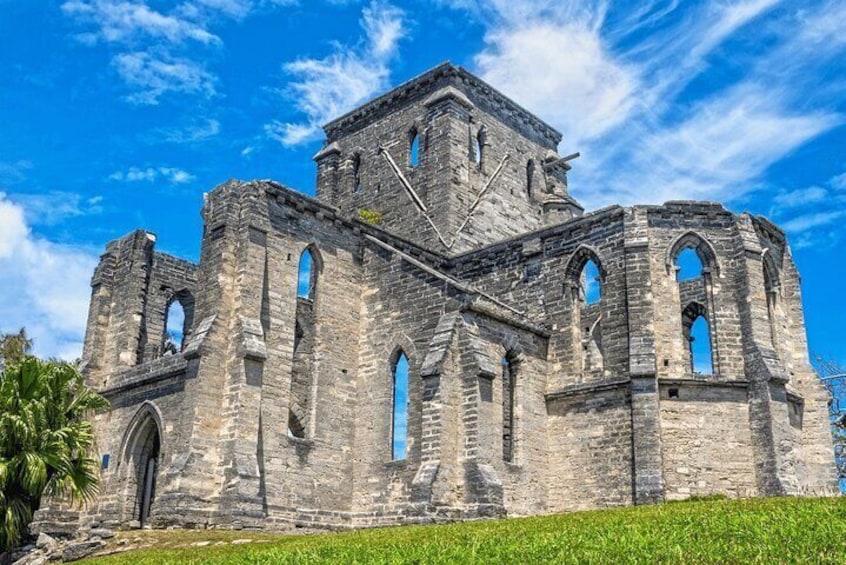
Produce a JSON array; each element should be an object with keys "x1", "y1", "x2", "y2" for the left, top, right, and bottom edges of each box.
[{"x1": 101, "y1": 454, "x2": 110, "y2": 470}]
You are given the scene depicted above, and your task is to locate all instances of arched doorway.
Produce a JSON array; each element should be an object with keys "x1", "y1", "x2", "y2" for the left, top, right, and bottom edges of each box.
[{"x1": 121, "y1": 405, "x2": 163, "y2": 527}]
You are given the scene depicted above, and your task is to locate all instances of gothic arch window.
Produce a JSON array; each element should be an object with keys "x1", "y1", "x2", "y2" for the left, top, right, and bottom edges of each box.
[
  {"x1": 289, "y1": 245, "x2": 322, "y2": 439},
  {"x1": 682, "y1": 302, "x2": 713, "y2": 374},
  {"x1": 666, "y1": 231, "x2": 720, "y2": 278},
  {"x1": 526, "y1": 159, "x2": 535, "y2": 198},
  {"x1": 581, "y1": 259, "x2": 602, "y2": 305},
  {"x1": 668, "y1": 232, "x2": 719, "y2": 375},
  {"x1": 391, "y1": 350, "x2": 409, "y2": 461},
  {"x1": 409, "y1": 127, "x2": 420, "y2": 167},
  {"x1": 352, "y1": 154, "x2": 363, "y2": 193},
  {"x1": 297, "y1": 247, "x2": 318, "y2": 300},
  {"x1": 501, "y1": 352, "x2": 518, "y2": 462},
  {"x1": 472, "y1": 126, "x2": 486, "y2": 169},
  {"x1": 162, "y1": 290, "x2": 193, "y2": 356}
]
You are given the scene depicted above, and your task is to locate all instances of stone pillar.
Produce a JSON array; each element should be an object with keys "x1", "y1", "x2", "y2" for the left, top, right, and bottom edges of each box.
[
  {"x1": 80, "y1": 230, "x2": 156, "y2": 389},
  {"x1": 314, "y1": 142, "x2": 341, "y2": 204},
  {"x1": 624, "y1": 207, "x2": 664, "y2": 504}
]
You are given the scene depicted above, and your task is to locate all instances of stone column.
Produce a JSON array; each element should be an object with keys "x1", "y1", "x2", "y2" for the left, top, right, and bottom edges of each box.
[{"x1": 624, "y1": 207, "x2": 664, "y2": 504}]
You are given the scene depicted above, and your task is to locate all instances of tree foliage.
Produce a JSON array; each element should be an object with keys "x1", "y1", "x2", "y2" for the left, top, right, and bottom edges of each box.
[
  {"x1": 0, "y1": 328, "x2": 33, "y2": 368},
  {"x1": 813, "y1": 355, "x2": 846, "y2": 492},
  {"x1": 0, "y1": 356, "x2": 108, "y2": 552}
]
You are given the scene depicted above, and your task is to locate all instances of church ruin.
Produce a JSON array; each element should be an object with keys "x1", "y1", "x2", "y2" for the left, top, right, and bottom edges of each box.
[{"x1": 56, "y1": 63, "x2": 838, "y2": 530}]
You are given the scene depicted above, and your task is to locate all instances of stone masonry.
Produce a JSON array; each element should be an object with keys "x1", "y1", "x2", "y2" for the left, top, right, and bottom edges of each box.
[{"x1": 38, "y1": 63, "x2": 838, "y2": 532}]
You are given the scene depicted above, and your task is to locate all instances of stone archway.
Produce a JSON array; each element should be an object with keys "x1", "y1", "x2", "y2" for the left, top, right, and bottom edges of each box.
[{"x1": 120, "y1": 405, "x2": 163, "y2": 527}]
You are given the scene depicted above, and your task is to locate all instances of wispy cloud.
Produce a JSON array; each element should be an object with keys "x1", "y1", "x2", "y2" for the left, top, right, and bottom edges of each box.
[
  {"x1": 61, "y1": 0, "x2": 298, "y2": 105},
  {"x1": 109, "y1": 166, "x2": 195, "y2": 183},
  {"x1": 769, "y1": 170, "x2": 846, "y2": 247},
  {"x1": 0, "y1": 193, "x2": 98, "y2": 360},
  {"x1": 112, "y1": 51, "x2": 216, "y2": 104},
  {"x1": 782, "y1": 210, "x2": 846, "y2": 234},
  {"x1": 61, "y1": 0, "x2": 221, "y2": 45},
  {"x1": 155, "y1": 118, "x2": 221, "y2": 143},
  {"x1": 6, "y1": 191, "x2": 104, "y2": 226},
  {"x1": 441, "y1": 0, "x2": 845, "y2": 213},
  {"x1": 0, "y1": 160, "x2": 33, "y2": 185},
  {"x1": 266, "y1": 0, "x2": 407, "y2": 146}
]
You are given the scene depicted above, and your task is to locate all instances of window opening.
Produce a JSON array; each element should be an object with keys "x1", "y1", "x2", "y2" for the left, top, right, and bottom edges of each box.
[
  {"x1": 353, "y1": 154, "x2": 362, "y2": 193},
  {"x1": 392, "y1": 352, "x2": 409, "y2": 460},
  {"x1": 164, "y1": 301, "x2": 185, "y2": 354},
  {"x1": 676, "y1": 247, "x2": 703, "y2": 281},
  {"x1": 297, "y1": 249, "x2": 317, "y2": 299},
  {"x1": 409, "y1": 129, "x2": 420, "y2": 167},
  {"x1": 580, "y1": 259, "x2": 601, "y2": 305}
]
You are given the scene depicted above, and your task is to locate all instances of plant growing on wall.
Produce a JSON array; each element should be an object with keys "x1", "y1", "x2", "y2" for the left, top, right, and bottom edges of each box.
[
  {"x1": 0, "y1": 354, "x2": 108, "y2": 552},
  {"x1": 358, "y1": 208, "x2": 383, "y2": 226}
]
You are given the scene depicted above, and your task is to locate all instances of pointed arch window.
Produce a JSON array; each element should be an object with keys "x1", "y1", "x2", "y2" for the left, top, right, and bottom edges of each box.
[
  {"x1": 580, "y1": 259, "x2": 602, "y2": 305},
  {"x1": 472, "y1": 126, "x2": 486, "y2": 169},
  {"x1": 352, "y1": 154, "x2": 363, "y2": 193},
  {"x1": 682, "y1": 302, "x2": 713, "y2": 374},
  {"x1": 668, "y1": 232, "x2": 719, "y2": 376},
  {"x1": 163, "y1": 301, "x2": 185, "y2": 355},
  {"x1": 409, "y1": 128, "x2": 420, "y2": 167},
  {"x1": 297, "y1": 248, "x2": 317, "y2": 300},
  {"x1": 392, "y1": 352, "x2": 409, "y2": 460}
]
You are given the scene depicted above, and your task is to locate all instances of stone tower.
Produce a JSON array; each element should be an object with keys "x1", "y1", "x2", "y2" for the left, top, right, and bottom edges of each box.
[{"x1": 34, "y1": 63, "x2": 837, "y2": 534}]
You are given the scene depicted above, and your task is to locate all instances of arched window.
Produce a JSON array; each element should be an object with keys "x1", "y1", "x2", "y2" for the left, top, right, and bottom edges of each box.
[
  {"x1": 352, "y1": 154, "x2": 362, "y2": 193},
  {"x1": 580, "y1": 259, "x2": 601, "y2": 305},
  {"x1": 502, "y1": 354, "x2": 517, "y2": 462},
  {"x1": 392, "y1": 352, "x2": 409, "y2": 460},
  {"x1": 163, "y1": 300, "x2": 185, "y2": 355},
  {"x1": 676, "y1": 247, "x2": 704, "y2": 281},
  {"x1": 526, "y1": 159, "x2": 535, "y2": 198},
  {"x1": 682, "y1": 302, "x2": 713, "y2": 374},
  {"x1": 297, "y1": 248, "x2": 317, "y2": 300},
  {"x1": 472, "y1": 126, "x2": 485, "y2": 168},
  {"x1": 409, "y1": 128, "x2": 420, "y2": 167}
]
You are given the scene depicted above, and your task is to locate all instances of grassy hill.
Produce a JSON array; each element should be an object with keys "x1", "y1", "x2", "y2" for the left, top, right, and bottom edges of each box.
[{"x1": 82, "y1": 496, "x2": 846, "y2": 564}]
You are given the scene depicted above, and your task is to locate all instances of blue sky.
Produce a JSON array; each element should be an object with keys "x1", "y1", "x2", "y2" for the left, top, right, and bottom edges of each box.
[{"x1": 0, "y1": 0, "x2": 844, "y2": 366}]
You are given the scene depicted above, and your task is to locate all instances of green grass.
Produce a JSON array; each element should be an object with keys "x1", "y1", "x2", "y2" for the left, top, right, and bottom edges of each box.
[{"x1": 83, "y1": 496, "x2": 846, "y2": 564}]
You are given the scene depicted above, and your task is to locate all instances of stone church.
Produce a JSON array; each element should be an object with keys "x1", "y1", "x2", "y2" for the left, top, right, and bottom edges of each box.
[{"x1": 51, "y1": 63, "x2": 839, "y2": 531}]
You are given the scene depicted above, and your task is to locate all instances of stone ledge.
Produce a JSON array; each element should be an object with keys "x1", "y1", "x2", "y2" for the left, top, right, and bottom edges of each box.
[
  {"x1": 100, "y1": 355, "x2": 189, "y2": 397},
  {"x1": 545, "y1": 378, "x2": 631, "y2": 402},
  {"x1": 657, "y1": 377, "x2": 749, "y2": 388}
]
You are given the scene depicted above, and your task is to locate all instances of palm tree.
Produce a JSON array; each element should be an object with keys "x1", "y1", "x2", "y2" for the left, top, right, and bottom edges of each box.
[{"x1": 0, "y1": 357, "x2": 108, "y2": 552}]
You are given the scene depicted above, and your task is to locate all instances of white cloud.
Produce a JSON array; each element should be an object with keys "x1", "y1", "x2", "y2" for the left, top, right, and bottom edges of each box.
[
  {"x1": 109, "y1": 166, "x2": 196, "y2": 184},
  {"x1": 0, "y1": 193, "x2": 98, "y2": 360},
  {"x1": 267, "y1": 0, "x2": 407, "y2": 146},
  {"x1": 112, "y1": 51, "x2": 216, "y2": 104},
  {"x1": 157, "y1": 118, "x2": 221, "y2": 143},
  {"x1": 7, "y1": 191, "x2": 104, "y2": 226},
  {"x1": 782, "y1": 210, "x2": 846, "y2": 234},
  {"x1": 476, "y1": 21, "x2": 638, "y2": 147},
  {"x1": 440, "y1": 0, "x2": 843, "y2": 212},
  {"x1": 772, "y1": 186, "x2": 828, "y2": 209},
  {"x1": 61, "y1": 0, "x2": 221, "y2": 45},
  {"x1": 62, "y1": 0, "x2": 296, "y2": 104}
]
